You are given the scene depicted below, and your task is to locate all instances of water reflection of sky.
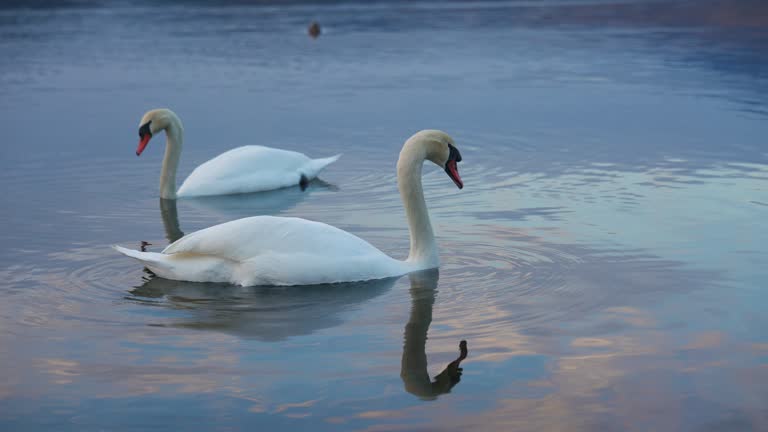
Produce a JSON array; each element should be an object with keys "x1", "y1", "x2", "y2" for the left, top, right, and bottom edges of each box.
[{"x1": 0, "y1": 1, "x2": 767, "y2": 431}]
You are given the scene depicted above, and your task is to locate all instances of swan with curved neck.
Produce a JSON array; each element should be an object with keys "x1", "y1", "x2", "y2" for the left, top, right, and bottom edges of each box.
[
  {"x1": 114, "y1": 130, "x2": 463, "y2": 286},
  {"x1": 136, "y1": 108, "x2": 341, "y2": 199}
]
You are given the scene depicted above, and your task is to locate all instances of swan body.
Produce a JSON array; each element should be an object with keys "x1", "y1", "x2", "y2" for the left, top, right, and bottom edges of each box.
[
  {"x1": 176, "y1": 145, "x2": 339, "y2": 197},
  {"x1": 136, "y1": 108, "x2": 340, "y2": 198},
  {"x1": 115, "y1": 129, "x2": 464, "y2": 286},
  {"x1": 115, "y1": 216, "x2": 407, "y2": 286}
]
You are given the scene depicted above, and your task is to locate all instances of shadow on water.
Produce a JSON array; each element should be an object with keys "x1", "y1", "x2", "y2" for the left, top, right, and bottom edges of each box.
[
  {"x1": 127, "y1": 274, "x2": 398, "y2": 341},
  {"x1": 401, "y1": 269, "x2": 468, "y2": 400}
]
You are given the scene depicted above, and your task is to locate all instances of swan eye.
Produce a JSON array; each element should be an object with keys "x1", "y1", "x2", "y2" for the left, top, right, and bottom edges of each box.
[{"x1": 138, "y1": 121, "x2": 152, "y2": 138}]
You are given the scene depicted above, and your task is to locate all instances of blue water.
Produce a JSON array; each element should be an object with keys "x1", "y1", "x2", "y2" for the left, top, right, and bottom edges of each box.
[{"x1": 1, "y1": 1, "x2": 766, "y2": 430}]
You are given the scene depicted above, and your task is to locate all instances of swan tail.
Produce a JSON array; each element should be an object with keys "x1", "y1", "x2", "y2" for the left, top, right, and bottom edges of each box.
[
  {"x1": 113, "y1": 245, "x2": 235, "y2": 283},
  {"x1": 303, "y1": 153, "x2": 341, "y2": 179},
  {"x1": 112, "y1": 245, "x2": 168, "y2": 267}
]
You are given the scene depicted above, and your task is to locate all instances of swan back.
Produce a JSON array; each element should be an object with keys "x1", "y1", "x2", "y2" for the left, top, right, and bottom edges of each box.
[
  {"x1": 163, "y1": 216, "x2": 387, "y2": 262},
  {"x1": 176, "y1": 146, "x2": 341, "y2": 197},
  {"x1": 151, "y1": 215, "x2": 407, "y2": 285}
]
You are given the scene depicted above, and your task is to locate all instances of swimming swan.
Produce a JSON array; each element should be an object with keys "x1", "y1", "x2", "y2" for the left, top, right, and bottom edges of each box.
[
  {"x1": 135, "y1": 108, "x2": 340, "y2": 198},
  {"x1": 114, "y1": 130, "x2": 463, "y2": 286}
]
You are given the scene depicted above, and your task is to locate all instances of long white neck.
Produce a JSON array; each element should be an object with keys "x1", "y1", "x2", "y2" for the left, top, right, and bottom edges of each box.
[
  {"x1": 397, "y1": 146, "x2": 438, "y2": 268},
  {"x1": 159, "y1": 116, "x2": 183, "y2": 200}
]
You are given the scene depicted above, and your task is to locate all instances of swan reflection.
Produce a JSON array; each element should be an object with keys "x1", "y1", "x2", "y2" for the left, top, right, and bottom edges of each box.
[
  {"x1": 159, "y1": 198, "x2": 184, "y2": 243},
  {"x1": 157, "y1": 182, "x2": 336, "y2": 245},
  {"x1": 127, "y1": 267, "x2": 467, "y2": 396},
  {"x1": 157, "y1": 178, "x2": 335, "y2": 243},
  {"x1": 401, "y1": 269, "x2": 468, "y2": 399},
  {"x1": 127, "y1": 275, "x2": 397, "y2": 341},
  {"x1": 181, "y1": 179, "x2": 337, "y2": 223}
]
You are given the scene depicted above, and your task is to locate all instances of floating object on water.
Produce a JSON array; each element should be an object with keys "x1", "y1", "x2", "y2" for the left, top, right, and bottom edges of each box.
[{"x1": 308, "y1": 21, "x2": 321, "y2": 38}]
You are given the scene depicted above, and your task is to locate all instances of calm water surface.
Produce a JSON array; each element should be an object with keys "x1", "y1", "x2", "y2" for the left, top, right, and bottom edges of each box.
[{"x1": 1, "y1": 1, "x2": 767, "y2": 430}]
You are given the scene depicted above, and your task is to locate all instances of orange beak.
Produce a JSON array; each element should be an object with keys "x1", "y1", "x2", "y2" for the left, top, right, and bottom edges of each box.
[
  {"x1": 136, "y1": 134, "x2": 151, "y2": 156},
  {"x1": 445, "y1": 160, "x2": 463, "y2": 189}
]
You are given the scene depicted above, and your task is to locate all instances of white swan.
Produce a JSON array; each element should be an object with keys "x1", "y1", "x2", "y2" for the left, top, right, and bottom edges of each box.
[
  {"x1": 114, "y1": 130, "x2": 463, "y2": 286},
  {"x1": 135, "y1": 108, "x2": 340, "y2": 198}
]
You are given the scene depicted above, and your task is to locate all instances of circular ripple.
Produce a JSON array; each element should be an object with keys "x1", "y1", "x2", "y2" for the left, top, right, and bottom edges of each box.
[{"x1": 437, "y1": 232, "x2": 608, "y2": 335}]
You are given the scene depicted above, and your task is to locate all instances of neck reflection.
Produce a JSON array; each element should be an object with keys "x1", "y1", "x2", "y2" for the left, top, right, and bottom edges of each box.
[
  {"x1": 159, "y1": 198, "x2": 184, "y2": 243},
  {"x1": 401, "y1": 269, "x2": 468, "y2": 400}
]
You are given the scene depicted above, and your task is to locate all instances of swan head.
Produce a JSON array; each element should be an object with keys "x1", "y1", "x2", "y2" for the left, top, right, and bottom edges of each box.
[
  {"x1": 136, "y1": 108, "x2": 180, "y2": 156},
  {"x1": 404, "y1": 130, "x2": 464, "y2": 189}
]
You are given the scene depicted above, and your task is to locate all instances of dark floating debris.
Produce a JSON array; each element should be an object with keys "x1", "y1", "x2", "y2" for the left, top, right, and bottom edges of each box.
[{"x1": 308, "y1": 21, "x2": 321, "y2": 39}]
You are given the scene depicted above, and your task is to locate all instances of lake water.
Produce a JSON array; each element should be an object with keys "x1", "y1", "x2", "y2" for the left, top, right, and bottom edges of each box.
[{"x1": 1, "y1": 1, "x2": 767, "y2": 430}]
